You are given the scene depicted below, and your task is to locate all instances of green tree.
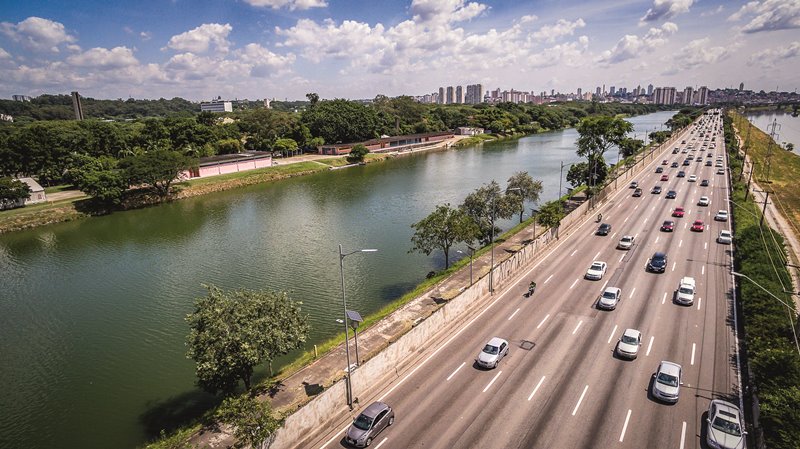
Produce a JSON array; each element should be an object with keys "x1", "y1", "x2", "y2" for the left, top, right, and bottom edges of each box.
[
  {"x1": 535, "y1": 200, "x2": 564, "y2": 229},
  {"x1": 0, "y1": 177, "x2": 31, "y2": 207},
  {"x1": 216, "y1": 394, "x2": 280, "y2": 449},
  {"x1": 273, "y1": 138, "x2": 299, "y2": 157},
  {"x1": 460, "y1": 181, "x2": 518, "y2": 244},
  {"x1": 618, "y1": 137, "x2": 644, "y2": 158},
  {"x1": 186, "y1": 286, "x2": 309, "y2": 395},
  {"x1": 67, "y1": 154, "x2": 128, "y2": 205},
  {"x1": 217, "y1": 138, "x2": 243, "y2": 155},
  {"x1": 566, "y1": 154, "x2": 607, "y2": 188},
  {"x1": 648, "y1": 130, "x2": 671, "y2": 144},
  {"x1": 346, "y1": 144, "x2": 369, "y2": 164},
  {"x1": 197, "y1": 111, "x2": 218, "y2": 127},
  {"x1": 121, "y1": 149, "x2": 197, "y2": 198},
  {"x1": 506, "y1": 172, "x2": 543, "y2": 223},
  {"x1": 301, "y1": 99, "x2": 380, "y2": 144},
  {"x1": 576, "y1": 116, "x2": 632, "y2": 192},
  {"x1": 410, "y1": 204, "x2": 479, "y2": 269}
]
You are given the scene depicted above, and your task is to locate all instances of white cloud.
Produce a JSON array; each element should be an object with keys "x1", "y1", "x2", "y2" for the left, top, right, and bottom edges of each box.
[
  {"x1": 728, "y1": 0, "x2": 800, "y2": 33},
  {"x1": 242, "y1": 0, "x2": 327, "y2": 10},
  {"x1": 597, "y1": 22, "x2": 678, "y2": 64},
  {"x1": 140, "y1": 31, "x2": 152, "y2": 41},
  {"x1": 676, "y1": 38, "x2": 732, "y2": 68},
  {"x1": 411, "y1": 0, "x2": 488, "y2": 24},
  {"x1": 67, "y1": 46, "x2": 139, "y2": 69},
  {"x1": 748, "y1": 41, "x2": 800, "y2": 66},
  {"x1": 0, "y1": 16, "x2": 76, "y2": 52},
  {"x1": 701, "y1": 5, "x2": 724, "y2": 17},
  {"x1": 532, "y1": 18, "x2": 586, "y2": 43},
  {"x1": 236, "y1": 43, "x2": 296, "y2": 77},
  {"x1": 519, "y1": 15, "x2": 538, "y2": 24},
  {"x1": 165, "y1": 23, "x2": 233, "y2": 53},
  {"x1": 640, "y1": 0, "x2": 693, "y2": 23},
  {"x1": 0, "y1": 47, "x2": 10, "y2": 59},
  {"x1": 277, "y1": 19, "x2": 389, "y2": 64}
]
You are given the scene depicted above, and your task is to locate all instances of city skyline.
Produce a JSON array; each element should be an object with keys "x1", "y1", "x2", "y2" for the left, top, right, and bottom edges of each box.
[{"x1": 0, "y1": 0, "x2": 798, "y2": 101}]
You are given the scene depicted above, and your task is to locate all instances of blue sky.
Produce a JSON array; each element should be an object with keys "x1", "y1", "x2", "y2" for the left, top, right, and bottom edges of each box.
[{"x1": 0, "y1": 0, "x2": 798, "y2": 101}]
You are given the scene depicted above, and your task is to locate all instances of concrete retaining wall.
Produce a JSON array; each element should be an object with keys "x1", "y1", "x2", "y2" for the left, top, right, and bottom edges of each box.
[{"x1": 270, "y1": 128, "x2": 685, "y2": 449}]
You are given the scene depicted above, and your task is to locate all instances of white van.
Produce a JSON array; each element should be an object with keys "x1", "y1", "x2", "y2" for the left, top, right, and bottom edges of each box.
[{"x1": 676, "y1": 277, "x2": 696, "y2": 305}]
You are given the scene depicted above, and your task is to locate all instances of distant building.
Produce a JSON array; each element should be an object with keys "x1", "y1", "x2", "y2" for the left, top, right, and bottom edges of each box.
[
  {"x1": 181, "y1": 152, "x2": 272, "y2": 179},
  {"x1": 445, "y1": 86, "x2": 454, "y2": 104},
  {"x1": 683, "y1": 86, "x2": 694, "y2": 105},
  {"x1": 465, "y1": 84, "x2": 484, "y2": 104},
  {"x1": 1, "y1": 177, "x2": 47, "y2": 210},
  {"x1": 576, "y1": 88, "x2": 582, "y2": 98},
  {"x1": 739, "y1": 82, "x2": 744, "y2": 91},
  {"x1": 609, "y1": 86, "x2": 616, "y2": 96},
  {"x1": 647, "y1": 84, "x2": 654, "y2": 96},
  {"x1": 0, "y1": 113, "x2": 12, "y2": 122},
  {"x1": 455, "y1": 85, "x2": 463, "y2": 104},
  {"x1": 697, "y1": 86, "x2": 709, "y2": 105},
  {"x1": 12, "y1": 95, "x2": 32, "y2": 102},
  {"x1": 456, "y1": 127, "x2": 484, "y2": 136},
  {"x1": 200, "y1": 100, "x2": 233, "y2": 113},
  {"x1": 654, "y1": 87, "x2": 676, "y2": 105},
  {"x1": 438, "y1": 87, "x2": 445, "y2": 104},
  {"x1": 72, "y1": 91, "x2": 85, "y2": 120},
  {"x1": 318, "y1": 131, "x2": 454, "y2": 155}
]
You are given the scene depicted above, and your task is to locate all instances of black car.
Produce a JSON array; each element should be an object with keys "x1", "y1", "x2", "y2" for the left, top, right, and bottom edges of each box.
[
  {"x1": 671, "y1": 162, "x2": 679, "y2": 168},
  {"x1": 683, "y1": 160, "x2": 690, "y2": 166},
  {"x1": 677, "y1": 171, "x2": 686, "y2": 178},
  {"x1": 633, "y1": 188, "x2": 643, "y2": 197},
  {"x1": 596, "y1": 223, "x2": 612, "y2": 235},
  {"x1": 666, "y1": 190, "x2": 677, "y2": 199},
  {"x1": 647, "y1": 252, "x2": 668, "y2": 273},
  {"x1": 700, "y1": 179, "x2": 709, "y2": 186},
  {"x1": 655, "y1": 167, "x2": 664, "y2": 173},
  {"x1": 672, "y1": 148, "x2": 680, "y2": 154}
]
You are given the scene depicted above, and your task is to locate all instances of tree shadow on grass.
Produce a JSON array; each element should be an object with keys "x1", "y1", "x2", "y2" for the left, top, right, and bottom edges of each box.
[{"x1": 139, "y1": 388, "x2": 222, "y2": 440}]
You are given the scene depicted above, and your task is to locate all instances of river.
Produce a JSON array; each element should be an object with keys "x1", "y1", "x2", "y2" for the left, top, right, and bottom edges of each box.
[
  {"x1": 0, "y1": 110, "x2": 675, "y2": 449},
  {"x1": 744, "y1": 110, "x2": 800, "y2": 154}
]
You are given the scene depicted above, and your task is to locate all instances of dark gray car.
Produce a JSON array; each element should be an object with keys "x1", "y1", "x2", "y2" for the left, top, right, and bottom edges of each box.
[{"x1": 346, "y1": 401, "x2": 395, "y2": 447}]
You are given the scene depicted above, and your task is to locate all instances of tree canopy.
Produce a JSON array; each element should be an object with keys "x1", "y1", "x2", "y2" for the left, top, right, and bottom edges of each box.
[
  {"x1": 506, "y1": 172, "x2": 543, "y2": 223},
  {"x1": 186, "y1": 285, "x2": 310, "y2": 395},
  {"x1": 346, "y1": 144, "x2": 369, "y2": 164},
  {"x1": 120, "y1": 149, "x2": 197, "y2": 198},
  {"x1": 410, "y1": 204, "x2": 479, "y2": 269}
]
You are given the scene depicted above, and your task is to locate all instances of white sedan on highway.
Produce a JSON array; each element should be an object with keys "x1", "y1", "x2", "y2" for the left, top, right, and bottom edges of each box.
[{"x1": 585, "y1": 261, "x2": 608, "y2": 280}]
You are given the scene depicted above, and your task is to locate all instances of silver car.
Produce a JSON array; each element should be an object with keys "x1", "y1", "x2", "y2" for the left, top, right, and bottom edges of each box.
[
  {"x1": 476, "y1": 337, "x2": 509, "y2": 369},
  {"x1": 346, "y1": 401, "x2": 395, "y2": 447},
  {"x1": 597, "y1": 287, "x2": 622, "y2": 310},
  {"x1": 652, "y1": 361, "x2": 682, "y2": 403},
  {"x1": 585, "y1": 261, "x2": 607, "y2": 280},
  {"x1": 616, "y1": 328, "x2": 642, "y2": 359},
  {"x1": 617, "y1": 235, "x2": 635, "y2": 250},
  {"x1": 718, "y1": 230, "x2": 732, "y2": 244},
  {"x1": 706, "y1": 399, "x2": 746, "y2": 449}
]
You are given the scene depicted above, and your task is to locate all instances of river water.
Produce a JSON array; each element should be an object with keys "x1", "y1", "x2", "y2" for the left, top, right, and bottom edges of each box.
[
  {"x1": 744, "y1": 110, "x2": 800, "y2": 154},
  {"x1": 0, "y1": 111, "x2": 675, "y2": 449}
]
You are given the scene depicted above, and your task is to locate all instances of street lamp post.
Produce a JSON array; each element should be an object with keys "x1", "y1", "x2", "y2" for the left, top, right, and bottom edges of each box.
[
  {"x1": 338, "y1": 244, "x2": 377, "y2": 409},
  {"x1": 489, "y1": 187, "x2": 520, "y2": 294}
]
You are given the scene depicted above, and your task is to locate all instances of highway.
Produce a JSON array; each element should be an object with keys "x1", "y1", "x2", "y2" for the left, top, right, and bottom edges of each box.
[{"x1": 316, "y1": 112, "x2": 740, "y2": 449}]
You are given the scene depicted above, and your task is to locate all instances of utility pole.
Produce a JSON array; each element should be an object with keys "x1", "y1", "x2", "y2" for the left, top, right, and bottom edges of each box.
[
  {"x1": 745, "y1": 161, "x2": 755, "y2": 201},
  {"x1": 765, "y1": 118, "x2": 781, "y2": 183},
  {"x1": 754, "y1": 190, "x2": 771, "y2": 228},
  {"x1": 739, "y1": 119, "x2": 752, "y2": 181}
]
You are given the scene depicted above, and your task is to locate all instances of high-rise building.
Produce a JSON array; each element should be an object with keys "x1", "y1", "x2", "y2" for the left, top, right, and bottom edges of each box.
[
  {"x1": 438, "y1": 87, "x2": 445, "y2": 104},
  {"x1": 71, "y1": 91, "x2": 85, "y2": 120},
  {"x1": 576, "y1": 88, "x2": 582, "y2": 99},
  {"x1": 455, "y1": 85, "x2": 463, "y2": 104},
  {"x1": 739, "y1": 82, "x2": 744, "y2": 91},
  {"x1": 697, "y1": 86, "x2": 709, "y2": 105},
  {"x1": 200, "y1": 100, "x2": 233, "y2": 113},
  {"x1": 609, "y1": 86, "x2": 616, "y2": 96},
  {"x1": 445, "y1": 86, "x2": 454, "y2": 104},
  {"x1": 647, "y1": 84, "x2": 654, "y2": 96},
  {"x1": 683, "y1": 86, "x2": 694, "y2": 105},
  {"x1": 654, "y1": 87, "x2": 677, "y2": 105},
  {"x1": 596, "y1": 86, "x2": 602, "y2": 96},
  {"x1": 465, "y1": 84, "x2": 484, "y2": 104},
  {"x1": 12, "y1": 95, "x2": 32, "y2": 102}
]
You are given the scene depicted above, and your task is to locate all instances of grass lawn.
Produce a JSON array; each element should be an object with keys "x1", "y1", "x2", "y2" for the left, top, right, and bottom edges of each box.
[{"x1": 182, "y1": 162, "x2": 326, "y2": 187}]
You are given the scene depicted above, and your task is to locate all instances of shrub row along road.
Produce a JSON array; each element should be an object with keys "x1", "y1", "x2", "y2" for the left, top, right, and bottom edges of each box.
[{"x1": 312, "y1": 114, "x2": 740, "y2": 449}]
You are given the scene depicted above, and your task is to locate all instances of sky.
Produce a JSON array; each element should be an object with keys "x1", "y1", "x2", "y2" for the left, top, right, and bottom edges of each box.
[{"x1": 0, "y1": 0, "x2": 798, "y2": 101}]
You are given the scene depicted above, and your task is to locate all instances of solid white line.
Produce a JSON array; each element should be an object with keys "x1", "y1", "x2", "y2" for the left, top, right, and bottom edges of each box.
[
  {"x1": 593, "y1": 251, "x2": 601, "y2": 260},
  {"x1": 446, "y1": 362, "x2": 466, "y2": 381},
  {"x1": 680, "y1": 421, "x2": 687, "y2": 449},
  {"x1": 572, "y1": 385, "x2": 589, "y2": 416},
  {"x1": 572, "y1": 320, "x2": 583, "y2": 335},
  {"x1": 691, "y1": 343, "x2": 696, "y2": 365},
  {"x1": 544, "y1": 274, "x2": 553, "y2": 284},
  {"x1": 570, "y1": 278, "x2": 578, "y2": 289},
  {"x1": 679, "y1": 239, "x2": 683, "y2": 248},
  {"x1": 607, "y1": 324, "x2": 618, "y2": 344},
  {"x1": 601, "y1": 280, "x2": 608, "y2": 290},
  {"x1": 508, "y1": 308, "x2": 520, "y2": 321},
  {"x1": 537, "y1": 314, "x2": 550, "y2": 329},
  {"x1": 662, "y1": 292, "x2": 667, "y2": 304},
  {"x1": 374, "y1": 438, "x2": 388, "y2": 449},
  {"x1": 629, "y1": 287, "x2": 636, "y2": 299},
  {"x1": 619, "y1": 409, "x2": 632, "y2": 442},
  {"x1": 570, "y1": 249, "x2": 577, "y2": 257},
  {"x1": 483, "y1": 371, "x2": 502, "y2": 393},
  {"x1": 646, "y1": 336, "x2": 654, "y2": 356},
  {"x1": 528, "y1": 375, "x2": 546, "y2": 401}
]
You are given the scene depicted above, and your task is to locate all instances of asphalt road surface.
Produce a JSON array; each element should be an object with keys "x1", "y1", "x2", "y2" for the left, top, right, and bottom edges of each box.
[{"x1": 315, "y1": 113, "x2": 740, "y2": 449}]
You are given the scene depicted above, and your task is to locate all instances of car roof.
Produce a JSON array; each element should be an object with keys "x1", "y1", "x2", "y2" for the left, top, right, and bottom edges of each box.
[
  {"x1": 710, "y1": 399, "x2": 741, "y2": 416},
  {"x1": 361, "y1": 401, "x2": 390, "y2": 418},
  {"x1": 603, "y1": 286, "x2": 620, "y2": 294},
  {"x1": 622, "y1": 328, "x2": 641, "y2": 338},
  {"x1": 658, "y1": 361, "x2": 682, "y2": 375},
  {"x1": 653, "y1": 251, "x2": 666, "y2": 257},
  {"x1": 621, "y1": 235, "x2": 633, "y2": 239},
  {"x1": 487, "y1": 336, "x2": 507, "y2": 346},
  {"x1": 680, "y1": 276, "x2": 695, "y2": 286}
]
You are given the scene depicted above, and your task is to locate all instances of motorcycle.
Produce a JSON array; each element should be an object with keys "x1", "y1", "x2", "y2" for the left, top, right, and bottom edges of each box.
[
  {"x1": 596, "y1": 213, "x2": 603, "y2": 223},
  {"x1": 525, "y1": 282, "x2": 537, "y2": 297}
]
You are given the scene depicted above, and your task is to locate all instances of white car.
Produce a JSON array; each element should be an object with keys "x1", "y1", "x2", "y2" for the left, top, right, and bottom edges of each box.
[
  {"x1": 688, "y1": 175, "x2": 697, "y2": 182},
  {"x1": 652, "y1": 361, "x2": 683, "y2": 403},
  {"x1": 715, "y1": 160, "x2": 723, "y2": 167},
  {"x1": 617, "y1": 235, "x2": 635, "y2": 250},
  {"x1": 717, "y1": 168, "x2": 725, "y2": 175},
  {"x1": 597, "y1": 287, "x2": 622, "y2": 310},
  {"x1": 585, "y1": 261, "x2": 608, "y2": 280},
  {"x1": 675, "y1": 276, "x2": 696, "y2": 305},
  {"x1": 706, "y1": 400, "x2": 746, "y2": 449},
  {"x1": 698, "y1": 196, "x2": 710, "y2": 206},
  {"x1": 714, "y1": 210, "x2": 729, "y2": 221},
  {"x1": 476, "y1": 337, "x2": 509, "y2": 369},
  {"x1": 616, "y1": 329, "x2": 642, "y2": 359},
  {"x1": 718, "y1": 230, "x2": 732, "y2": 244}
]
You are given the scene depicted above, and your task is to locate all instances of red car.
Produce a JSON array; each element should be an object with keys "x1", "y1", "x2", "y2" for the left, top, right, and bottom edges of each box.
[
  {"x1": 660, "y1": 174, "x2": 669, "y2": 181},
  {"x1": 672, "y1": 207, "x2": 685, "y2": 218},
  {"x1": 691, "y1": 220, "x2": 705, "y2": 232},
  {"x1": 661, "y1": 220, "x2": 675, "y2": 232}
]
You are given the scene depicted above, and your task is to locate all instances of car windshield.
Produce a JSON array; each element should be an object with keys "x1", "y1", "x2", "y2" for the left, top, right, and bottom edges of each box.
[
  {"x1": 653, "y1": 257, "x2": 665, "y2": 265},
  {"x1": 590, "y1": 263, "x2": 603, "y2": 270},
  {"x1": 353, "y1": 413, "x2": 374, "y2": 431},
  {"x1": 679, "y1": 286, "x2": 694, "y2": 294},
  {"x1": 711, "y1": 416, "x2": 742, "y2": 436},
  {"x1": 621, "y1": 237, "x2": 632, "y2": 243},
  {"x1": 621, "y1": 335, "x2": 638, "y2": 344},
  {"x1": 483, "y1": 344, "x2": 499, "y2": 355},
  {"x1": 657, "y1": 372, "x2": 679, "y2": 387},
  {"x1": 602, "y1": 291, "x2": 617, "y2": 300}
]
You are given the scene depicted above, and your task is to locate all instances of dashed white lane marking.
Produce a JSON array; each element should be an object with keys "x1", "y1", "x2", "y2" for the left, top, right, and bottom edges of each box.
[
  {"x1": 680, "y1": 421, "x2": 687, "y2": 449},
  {"x1": 652, "y1": 206, "x2": 656, "y2": 211},
  {"x1": 374, "y1": 438, "x2": 388, "y2": 449},
  {"x1": 508, "y1": 308, "x2": 520, "y2": 321},
  {"x1": 593, "y1": 251, "x2": 601, "y2": 260},
  {"x1": 634, "y1": 204, "x2": 639, "y2": 210},
  {"x1": 697, "y1": 297, "x2": 702, "y2": 310},
  {"x1": 528, "y1": 375, "x2": 546, "y2": 401},
  {"x1": 611, "y1": 232, "x2": 617, "y2": 239},
  {"x1": 679, "y1": 239, "x2": 683, "y2": 248},
  {"x1": 629, "y1": 287, "x2": 636, "y2": 299},
  {"x1": 570, "y1": 249, "x2": 577, "y2": 257},
  {"x1": 662, "y1": 292, "x2": 667, "y2": 304},
  {"x1": 624, "y1": 216, "x2": 629, "y2": 223},
  {"x1": 619, "y1": 409, "x2": 632, "y2": 442},
  {"x1": 572, "y1": 320, "x2": 584, "y2": 335},
  {"x1": 671, "y1": 261, "x2": 676, "y2": 272},
  {"x1": 570, "y1": 278, "x2": 579, "y2": 289},
  {"x1": 643, "y1": 217, "x2": 648, "y2": 224},
  {"x1": 702, "y1": 265, "x2": 705, "y2": 275},
  {"x1": 619, "y1": 253, "x2": 625, "y2": 263},
  {"x1": 446, "y1": 362, "x2": 466, "y2": 381},
  {"x1": 537, "y1": 314, "x2": 550, "y2": 329},
  {"x1": 601, "y1": 280, "x2": 608, "y2": 290},
  {"x1": 572, "y1": 385, "x2": 589, "y2": 416},
  {"x1": 646, "y1": 336, "x2": 655, "y2": 356},
  {"x1": 655, "y1": 236, "x2": 660, "y2": 244},
  {"x1": 483, "y1": 371, "x2": 502, "y2": 393},
  {"x1": 704, "y1": 242, "x2": 708, "y2": 250},
  {"x1": 544, "y1": 274, "x2": 554, "y2": 284},
  {"x1": 691, "y1": 343, "x2": 696, "y2": 365},
  {"x1": 607, "y1": 324, "x2": 618, "y2": 344}
]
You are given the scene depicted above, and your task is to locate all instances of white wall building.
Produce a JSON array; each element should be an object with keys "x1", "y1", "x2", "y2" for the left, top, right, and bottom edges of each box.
[{"x1": 200, "y1": 101, "x2": 233, "y2": 113}]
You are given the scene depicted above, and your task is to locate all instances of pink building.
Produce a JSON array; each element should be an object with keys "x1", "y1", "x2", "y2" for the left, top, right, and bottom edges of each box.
[
  {"x1": 318, "y1": 131, "x2": 454, "y2": 156},
  {"x1": 181, "y1": 152, "x2": 273, "y2": 179}
]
